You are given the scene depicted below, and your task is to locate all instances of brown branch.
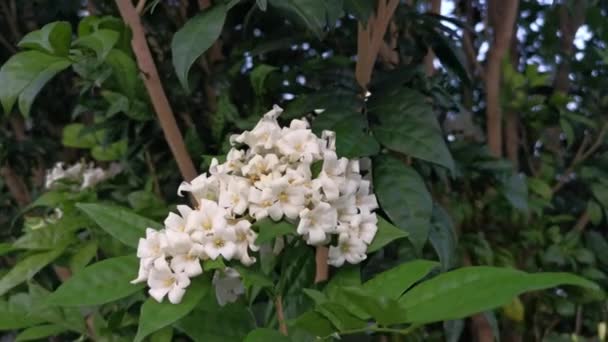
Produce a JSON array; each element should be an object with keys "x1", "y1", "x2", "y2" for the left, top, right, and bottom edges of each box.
[
  {"x1": 275, "y1": 295, "x2": 288, "y2": 335},
  {"x1": 314, "y1": 246, "x2": 329, "y2": 283},
  {"x1": 114, "y1": 0, "x2": 198, "y2": 185},
  {"x1": 573, "y1": 211, "x2": 590, "y2": 232},
  {"x1": 484, "y1": 0, "x2": 519, "y2": 157},
  {"x1": 136, "y1": 0, "x2": 147, "y2": 15},
  {"x1": 355, "y1": 0, "x2": 400, "y2": 90},
  {"x1": 0, "y1": 166, "x2": 31, "y2": 207}
]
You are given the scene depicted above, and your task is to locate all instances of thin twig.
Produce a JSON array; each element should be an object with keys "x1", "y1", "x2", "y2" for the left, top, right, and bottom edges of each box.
[
  {"x1": 275, "y1": 295, "x2": 288, "y2": 335},
  {"x1": 314, "y1": 246, "x2": 329, "y2": 283},
  {"x1": 573, "y1": 211, "x2": 590, "y2": 232},
  {"x1": 552, "y1": 123, "x2": 608, "y2": 193}
]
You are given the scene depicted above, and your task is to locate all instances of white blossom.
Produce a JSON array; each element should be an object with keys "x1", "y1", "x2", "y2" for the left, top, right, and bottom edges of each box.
[
  {"x1": 297, "y1": 202, "x2": 337, "y2": 245},
  {"x1": 147, "y1": 259, "x2": 191, "y2": 304},
  {"x1": 328, "y1": 234, "x2": 368, "y2": 267},
  {"x1": 212, "y1": 267, "x2": 245, "y2": 306}
]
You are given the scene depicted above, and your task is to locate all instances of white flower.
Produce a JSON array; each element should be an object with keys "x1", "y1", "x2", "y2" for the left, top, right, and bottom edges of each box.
[
  {"x1": 162, "y1": 229, "x2": 192, "y2": 255},
  {"x1": 203, "y1": 225, "x2": 237, "y2": 260},
  {"x1": 177, "y1": 173, "x2": 219, "y2": 202},
  {"x1": 355, "y1": 180, "x2": 378, "y2": 213},
  {"x1": 135, "y1": 228, "x2": 166, "y2": 268},
  {"x1": 313, "y1": 151, "x2": 348, "y2": 201},
  {"x1": 328, "y1": 234, "x2": 368, "y2": 267},
  {"x1": 297, "y1": 202, "x2": 337, "y2": 245},
  {"x1": 231, "y1": 106, "x2": 283, "y2": 151},
  {"x1": 276, "y1": 127, "x2": 320, "y2": 163},
  {"x1": 164, "y1": 205, "x2": 193, "y2": 232},
  {"x1": 147, "y1": 259, "x2": 191, "y2": 304},
  {"x1": 218, "y1": 177, "x2": 250, "y2": 216},
  {"x1": 186, "y1": 200, "x2": 228, "y2": 241},
  {"x1": 81, "y1": 167, "x2": 107, "y2": 189},
  {"x1": 170, "y1": 245, "x2": 204, "y2": 277},
  {"x1": 241, "y1": 154, "x2": 281, "y2": 183},
  {"x1": 232, "y1": 220, "x2": 259, "y2": 265},
  {"x1": 212, "y1": 267, "x2": 245, "y2": 306}
]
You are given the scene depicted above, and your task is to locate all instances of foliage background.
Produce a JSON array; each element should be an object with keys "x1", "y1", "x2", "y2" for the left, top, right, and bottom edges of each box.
[{"x1": 0, "y1": 0, "x2": 607, "y2": 341}]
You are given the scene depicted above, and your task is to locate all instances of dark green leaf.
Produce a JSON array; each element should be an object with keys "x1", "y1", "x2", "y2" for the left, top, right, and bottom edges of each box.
[
  {"x1": 135, "y1": 276, "x2": 211, "y2": 342},
  {"x1": 15, "y1": 324, "x2": 66, "y2": 342},
  {"x1": 429, "y1": 204, "x2": 458, "y2": 270},
  {"x1": 373, "y1": 155, "x2": 433, "y2": 251},
  {"x1": 62, "y1": 123, "x2": 105, "y2": 148},
  {"x1": 171, "y1": 4, "x2": 227, "y2": 92},
  {"x1": 369, "y1": 88, "x2": 455, "y2": 172},
  {"x1": 232, "y1": 265, "x2": 274, "y2": 289},
  {"x1": 18, "y1": 22, "x2": 72, "y2": 56},
  {"x1": 398, "y1": 266, "x2": 601, "y2": 324},
  {"x1": 337, "y1": 287, "x2": 408, "y2": 325},
  {"x1": 47, "y1": 255, "x2": 143, "y2": 306},
  {"x1": 91, "y1": 139, "x2": 128, "y2": 161},
  {"x1": 0, "y1": 51, "x2": 71, "y2": 115},
  {"x1": 363, "y1": 259, "x2": 439, "y2": 299},
  {"x1": 250, "y1": 64, "x2": 278, "y2": 96},
  {"x1": 268, "y1": 0, "x2": 338, "y2": 39},
  {"x1": 105, "y1": 49, "x2": 138, "y2": 99},
  {"x1": 0, "y1": 246, "x2": 67, "y2": 296},
  {"x1": 367, "y1": 216, "x2": 409, "y2": 253},
  {"x1": 0, "y1": 297, "x2": 45, "y2": 330},
  {"x1": 316, "y1": 302, "x2": 367, "y2": 331},
  {"x1": 501, "y1": 174, "x2": 528, "y2": 212},
  {"x1": 293, "y1": 311, "x2": 336, "y2": 337},
  {"x1": 254, "y1": 219, "x2": 296, "y2": 245},
  {"x1": 69, "y1": 241, "x2": 97, "y2": 273},
  {"x1": 177, "y1": 304, "x2": 255, "y2": 342},
  {"x1": 343, "y1": 0, "x2": 375, "y2": 24},
  {"x1": 256, "y1": 0, "x2": 268, "y2": 11},
  {"x1": 244, "y1": 328, "x2": 290, "y2": 342},
  {"x1": 76, "y1": 202, "x2": 162, "y2": 248}
]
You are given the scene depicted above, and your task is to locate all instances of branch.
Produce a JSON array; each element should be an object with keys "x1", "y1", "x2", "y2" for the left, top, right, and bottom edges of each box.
[
  {"x1": 552, "y1": 123, "x2": 608, "y2": 193},
  {"x1": 135, "y1": 0, "x2": 147, "y2": 15},
  {"x1": 314, "y1": 246, "x2": 329, "y2": 283},
  {"x1": 114, "y1": 0, "x2": 198, "y2": 186},
  {"x1": 275, "y1": 295, "x2": 288, "y2": 335}
]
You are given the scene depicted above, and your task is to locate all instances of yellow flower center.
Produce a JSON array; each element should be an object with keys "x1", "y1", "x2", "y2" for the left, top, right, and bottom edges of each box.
[{"x1": 214, "y1": 238, "x2": 225, "y2": 248}]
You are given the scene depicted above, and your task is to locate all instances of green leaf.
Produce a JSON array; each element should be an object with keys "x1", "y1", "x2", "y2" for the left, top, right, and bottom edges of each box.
[
  {"x1": 135, "y1": 276, "x2": 211, "y2": 342},
  {"x1": 15, "y1": 324, "x2": 66, "y2": 342},
  {"x1": 587, "y1": 200, "x2": 603, "y2": 225},
  {"x1": 18, "y1": 21, "x2": 72, "y2": 56},
  {"x1": 398, "y1": 266, "x2": 601, "y2": 324},
  {"x1": 254, "y1": 219, "x2": 296, "y2": 245},
  {"x1": 0, "y1": 246, "x2": 67, "y2": 296},
  {"x1": 203, "y1": 258, "x2": 226, "y2": 272},
  {"x1": 244, "y1": 328, "x2": 290, "y2": 342},
  {"x1": 27, "y1": 283, "x2": 85, "y2": 333},
  {"x1": 337, "y1": 287, "x2": 408, "y2": 325},
  {"x1": 46, "y1": 255, "x2": 142, "y2": 306},
  {"x1": 528, "y1": 178, "x2": 552, "y2": 200},
  {"x1": 62, "y1": 123, "x2": 105, "y2": 148},
  {"x1": 501, "y1": 174, "x2": 528, "y2": 212},
  {"x1": 426, "y1": 28, "x2": 471, "y2": 87},
  {"x1": 105, "y1": 49, "x2": 138, "y2": 99},
  {"x1": 0, "y1": 51, "x2": 71, "y2": 115},
  {"x1": 316, "y1": 302, "x2": 367, "y2": 332},
  {"x1": 18, "y1": 57, "x2": 72, "y2": 116},
  {"x1": 585, "y1": 231, "x2": 608, "y2": 266},
  {"x1": 69, "y1": 241, "x2": 98, "y2": 273},
  {"x1": 13, "y1": 223, "x2": 77, "y2": 250},
  {"x1": 177, "y1": 304, "x2": 255, "y2": 342},
  {"x1": 256, "y1": 0, "x2": 268, "y2": 11},
  {"x1": 367, "y1": 216, "x2": 409, "y2": 253},
  {"x1": 363, "y1": 260, "x2": 439, "y2": 300},
  {"x1": 150, "y1": 326, "x2": 173, "y2": 342},
  {"x1": 0, "y1": 297, "x2": 45, "y2": 330},
  {"x1": 591, "y1": 182, "x2": 608, "y2": 208},
  {"x1": 268, "y1": 0, "x2": 335, "y2": 39},
  {"x1": 250, "y1": 64, "x2": 278, "y2": 96},
  {"x1": 429, "y1": 204, "x2": 458, "y2": 271},
  {"x1": 373, "y1": 155, "x2": 433, "y2": 251},
  {"x1": 73, "y1": 29, "x2": 119, "y2": 61},
  {"x1": 560, "y1": 118, "x2": 575, "y2": 149},
  {"x1": 232, "y1": 266, "x2": 274, "y2": 289},
  {"x1": 76, "y1": 202, "x2": 162, "y2": 248},
  {"x1": 293, "y1": 311, "x2": 336, "y2": 337},
  {"x1": 369, "y1": 88, "x2": 455, "y2": 172},
  {"x1": 91, "y1": 139, "x2": 128, "y2": 161},
  {"x1": 171, "y1": 4, "x2": 227, "y2": 92}
]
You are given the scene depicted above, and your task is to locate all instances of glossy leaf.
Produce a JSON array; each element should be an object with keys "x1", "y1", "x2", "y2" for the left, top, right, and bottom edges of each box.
[
  {"x1": 172, "y1": 4, "x2": 227, "y2": 92},
  {"x1": 367, "y1": 216, "x2": 409, "y2": 253},
  {"x1": 15, "y1": 324, "x2": 66, "y2": 342},
  {"x1": 363, "y1": 259, "x2": 439, "y2": 299},
  {"x1": 294, "y1": 311, "x2": 335, "y2": 337},
  {"x1": 47, "y1": 255, "x2": 143, "y2": 306},
  {"x1": 369, "y1": 88, "x2": 455, "y2": 172},
  {"x1": 343, "y1": 0, "x2": 375, "y2": 24},
  {"x1": 18, "y1": 21, "x2": 72, "y2": 56},
  {"x1": 336, "y1": 286, "x2": 408, "y2": 325},
  {"x1": 69, "y1": 240, "x2": 98, "y2": 272},
  {"x1": 373, "y1": 155, "x2": 433, "y2": 251},
  {"x1": 316, "y1": 302, "x2": 367, "y2": 331},
  {"x1": 254, "y1": 219, "x2": 295, "y2": 245},
  {"x1": 105, "y1": 49, "x2": 138, "y2": 99},
  {"x1": 398, "y1": 266, "x2": 601, "y2": 324},
  {"x1": 76, "y1": 202, "x2": 162, "y2": 248},
  {"x1": 0, "y1": 246, "x2": 67, "y2": 296},
  {"x1": 0, "y1": 297, "x2": 45, "y2": 330},
  {"x1": 134, "y1": 276, "x2": 211, "y2": 342},
  {"x1": 268, "y1": 0, "x2": 337, "y2": 39},
  {"x1": 0, "y1": 51, "x2": 71, "y2": 115}
]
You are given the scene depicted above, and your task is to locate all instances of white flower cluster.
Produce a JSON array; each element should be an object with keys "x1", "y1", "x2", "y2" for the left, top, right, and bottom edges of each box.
[
  {"x1": 132, "y1": 106, "x2": 379, "y2": 304},
  {"x1": 45, "y1": 161, "x2": 122, "y2": 189}
]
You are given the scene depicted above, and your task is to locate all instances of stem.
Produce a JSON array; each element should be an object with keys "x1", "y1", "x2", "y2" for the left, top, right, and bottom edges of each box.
[
  {"x1": 114, "y1": 0, "x2": 198, "y2": 185},
  {"x1": 314, "y1": 246, "x2": 329, "y2": 283},
  {"x1": 275, "y1": 295, "x2": 288, "y2": 335},
  {"x1": 323, "y1": 324, "x2": 420, "y2": 339}
]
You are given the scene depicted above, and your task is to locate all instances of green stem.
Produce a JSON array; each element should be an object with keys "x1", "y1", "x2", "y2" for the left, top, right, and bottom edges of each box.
[{"x1": 323, "y1": 324, "x2": 420, "y2": 339}]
